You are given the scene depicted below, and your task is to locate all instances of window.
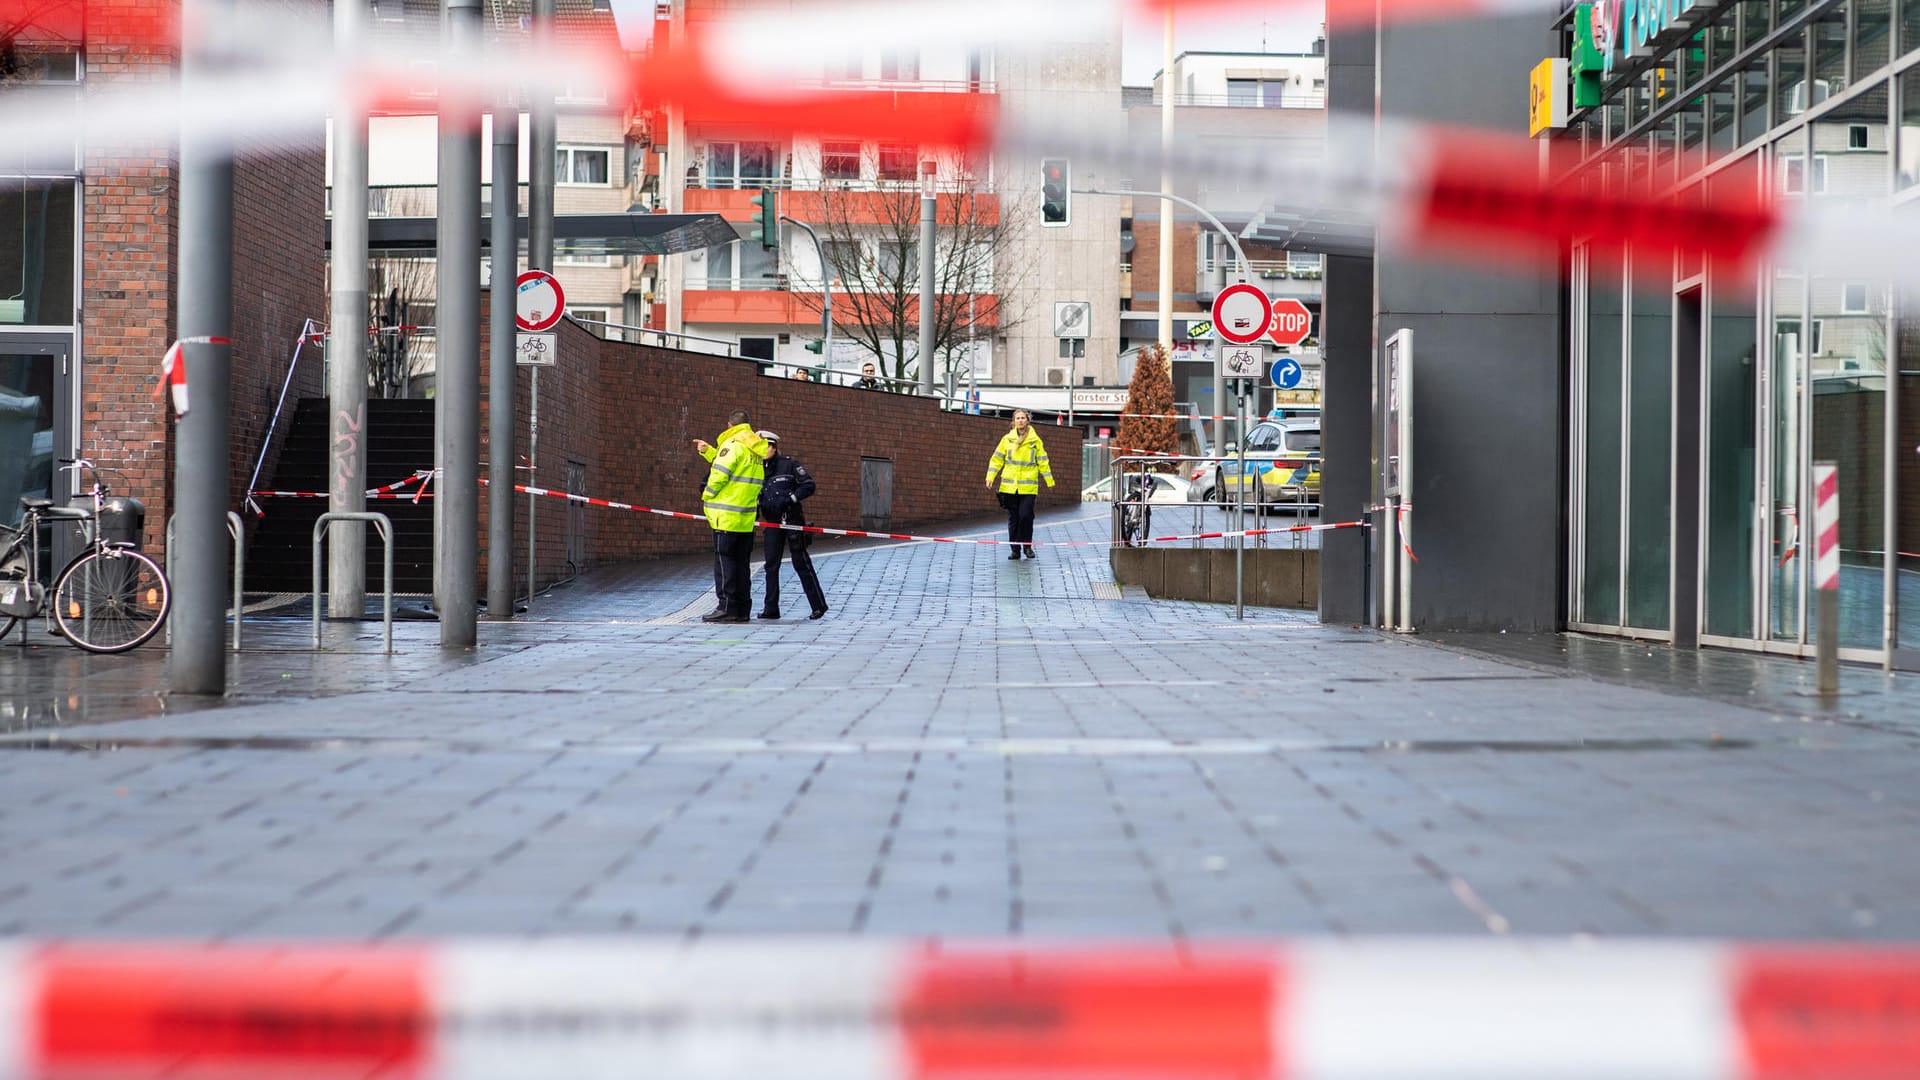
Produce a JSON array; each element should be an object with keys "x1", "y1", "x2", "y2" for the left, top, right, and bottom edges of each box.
[
  {"x1": 1849, "y1": 124, "x2": 1870, "y2": 149},
  {"x1": 566, "y1": 307, "x2": 611, "y2": 337},
  {"x1": 1778, "y1": 317, "x2": 1824, "y2": 354},
  {"x1": 1842, "y1": 282, "x2": 1871, "y2": 313},
  {"x1": 556, "y1": 147, "x2": 611, "y2": 185},
  {"x1": 0, "y1": 178, "x2": 77, "y2": 325},
  {"x1": 1057, "y1": 339, "x2": 1085, "y2": 359},
  {"x1": 821, "y1": 141, "x2": 861, "y2": 182},
  {"x1": 1224, "y1": 78, "x2": 1289, "y2": 106},
  {"x1": 821, "y1": 240, "x2": 861, "y2": 284},
  {"x1": 1779, "y1": 155, "x2": 1829, "y2": 194},
  {"x1": 879, "y1": 49, "x2": 919, "y2": 81},
  {"x1": 878, "y1": 144, "x2": 919, "y2": 182},
  {"x1": 705, "y1": 141, "x2": 778, "y2": 189},
  {"x1": 555, "y1": 252, "x2": 614, "y2": 267},
  {"x1": 738, "y1": 336, "x2": 776, "y2": 362}
]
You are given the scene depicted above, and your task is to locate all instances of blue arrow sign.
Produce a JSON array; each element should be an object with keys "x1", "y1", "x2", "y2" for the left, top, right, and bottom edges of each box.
[{"x1": 1271, "y1": 356, "x2": 1303, "y2": 390}]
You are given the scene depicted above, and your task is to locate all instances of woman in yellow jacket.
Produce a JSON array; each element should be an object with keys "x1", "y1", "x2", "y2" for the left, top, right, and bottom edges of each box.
[{"x1": 984, "y1": 408, "x2": 1054, "y2": 560}]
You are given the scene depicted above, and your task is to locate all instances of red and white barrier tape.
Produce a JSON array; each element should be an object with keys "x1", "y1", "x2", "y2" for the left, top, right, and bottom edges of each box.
[
  {"x1": 509, "y1": 482, "x2": 1364, "y2": 548},
  {"x1": 1, "y1": 938, "x2": 1917, "y2": 1079},
  {"x1": 249, "y1": 471, "x2": 432, "y2": 501}
]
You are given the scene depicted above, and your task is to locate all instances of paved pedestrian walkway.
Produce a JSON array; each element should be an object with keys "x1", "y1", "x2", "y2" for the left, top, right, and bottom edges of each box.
[{"x1": 1, "y1": 504, "x2": 1918, "y2": 943}]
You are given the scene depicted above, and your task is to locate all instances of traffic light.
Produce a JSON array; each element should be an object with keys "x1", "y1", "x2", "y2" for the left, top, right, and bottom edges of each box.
[
  {"x1": 803, "y1": 340, "x2": 824, "y2": 354},
  {"x1": 1040, "y1": 158, "x2": 1070, "y2": 227},
  {"x1": 749, "y1": 188, "x2": 778, "y2": 250}
]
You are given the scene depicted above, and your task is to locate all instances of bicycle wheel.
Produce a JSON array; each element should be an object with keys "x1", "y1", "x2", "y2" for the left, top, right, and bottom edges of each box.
[{"x1": 53, "y1": 547, "x2": 170, "y2": 653}]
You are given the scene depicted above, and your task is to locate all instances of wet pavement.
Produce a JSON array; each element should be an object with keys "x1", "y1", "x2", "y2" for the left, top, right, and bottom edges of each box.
[{"x1": 1, "y1": 504, "x2": 1918, "y2": 942}]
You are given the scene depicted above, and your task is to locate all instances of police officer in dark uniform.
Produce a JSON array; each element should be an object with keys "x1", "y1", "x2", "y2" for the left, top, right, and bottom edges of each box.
[{"x1": 756, "y1": 431, "x2": 829, "y2": 620}]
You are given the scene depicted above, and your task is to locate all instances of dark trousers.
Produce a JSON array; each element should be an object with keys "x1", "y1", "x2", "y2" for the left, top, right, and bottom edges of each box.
[
  {"x1": 762, "y1": 528, "x2": 826, "y2": 615},
  {"x1": 712, "y1": 529, "x2": 754, "y2": 616},
  {"x1": 1004, "y1": 493, "x2": 1037, "y2": 546}
]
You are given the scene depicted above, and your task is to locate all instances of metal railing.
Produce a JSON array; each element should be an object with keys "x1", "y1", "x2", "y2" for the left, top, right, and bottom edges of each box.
[
  {"x1": 312, "y1": 512, "x2": 393, "y2": 654},
  {"x1": 163, "y1": 511, "x2": 245, "y2": 650}
]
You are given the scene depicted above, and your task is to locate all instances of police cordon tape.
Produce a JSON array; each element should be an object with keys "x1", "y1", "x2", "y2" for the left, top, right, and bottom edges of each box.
[
  {"x1": 507, "y1": 482, "x2": 1365, "y2": 548},
  {"x1": 249, "y1": 469, "x2": 433, "y2": 502},
  {"x1": 3, "y1": 937, "x2": 1919, "y2": 1078}
]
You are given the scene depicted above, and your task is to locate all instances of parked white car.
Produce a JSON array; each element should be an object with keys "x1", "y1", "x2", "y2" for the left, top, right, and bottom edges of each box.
[{"x1": 1082, "y1": 473, "x2": 1194, "y2": 504}]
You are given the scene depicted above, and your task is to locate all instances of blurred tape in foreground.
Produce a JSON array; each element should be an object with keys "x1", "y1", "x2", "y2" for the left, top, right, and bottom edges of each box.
[{"x1": 3, "y1": 939, "x2": 1920, "y2": 1078}]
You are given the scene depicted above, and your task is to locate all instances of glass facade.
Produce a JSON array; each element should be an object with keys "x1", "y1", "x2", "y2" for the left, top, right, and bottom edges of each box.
[{"x1": 1565, "y1": 0, "x2": 1920, "y2": 666}]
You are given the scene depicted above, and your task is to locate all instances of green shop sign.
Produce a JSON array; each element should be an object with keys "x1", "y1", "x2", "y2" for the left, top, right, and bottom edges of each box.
[{"x1": 1589, "y1": 0, "x2": 1701, "y2": 78}]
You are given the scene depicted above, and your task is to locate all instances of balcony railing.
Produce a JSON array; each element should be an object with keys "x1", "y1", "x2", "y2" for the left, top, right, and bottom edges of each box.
[
  {"x1": 692, "y1": 176, "x2": 997, "y2": 194},
  {"x1": 1202, "y1": 258, "x2": 1324, "y2": 280},
  {"x1": 1148, "y1": 90, "x2": 1327, "y2": 109},
  {"x1": 791, "y1": 78, "x2": 997, "y2": 95}
]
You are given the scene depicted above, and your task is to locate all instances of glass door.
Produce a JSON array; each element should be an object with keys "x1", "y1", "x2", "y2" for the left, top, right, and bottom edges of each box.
[{"x1": 0, "y1": 336, "x2": 71, "y2": 582}]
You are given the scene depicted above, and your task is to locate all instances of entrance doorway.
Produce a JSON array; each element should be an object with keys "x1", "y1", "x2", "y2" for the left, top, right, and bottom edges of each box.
[{"x1": 0, "y1": 335, "x2": 73, "y2": 579}]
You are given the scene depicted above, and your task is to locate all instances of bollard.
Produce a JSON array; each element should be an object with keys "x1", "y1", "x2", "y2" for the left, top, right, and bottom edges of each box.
[
  {"x1": 1813, "y1": 461, "x2": 1839, "y2": 696},
  {"x1": 313, "y1": 511, "x2": 393, "y2": 654}
]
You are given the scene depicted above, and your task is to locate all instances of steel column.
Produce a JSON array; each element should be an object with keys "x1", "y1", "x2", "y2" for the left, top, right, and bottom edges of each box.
[
  {"x1": 435, "y1": 0, "x2": 482, "y2": 646},
  {"x1": 487, "y1": 100, "x2": 519, "y2": 620},
  {"x1": 328, "y1": 0, "x2": 370, "y2": 622},
  {"x1": 169, "y1": 0, "x2": 235, "y2": 695}
]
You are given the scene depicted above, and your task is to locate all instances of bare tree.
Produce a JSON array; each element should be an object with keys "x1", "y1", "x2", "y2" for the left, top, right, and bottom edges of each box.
[{"x1": 793, "y1": 150, "x2": 1031, "y2": 392}]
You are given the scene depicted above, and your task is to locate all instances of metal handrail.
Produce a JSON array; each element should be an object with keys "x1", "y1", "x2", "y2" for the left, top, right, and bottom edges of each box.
[
  {"x1": 163, "y1": 512, "x2": 245, "y2": 650},
  {"x1": 243, "y1": 317, "x2": 322, "y2": 519},
  {"x1": 565, "y1": 317, "x2": 740, "y2": 356},
  {"x1": 312, "y1": 512, "x2": 393, "y2": 654}
]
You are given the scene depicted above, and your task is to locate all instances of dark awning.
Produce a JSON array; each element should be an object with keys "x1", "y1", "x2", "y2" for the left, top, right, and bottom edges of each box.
[
  {"x1": 1241, "y1": 207, "x2": 1376, "y2": 259},
  {"x1": 351, "y1": 213, "x2": 740, "y2": 257}
]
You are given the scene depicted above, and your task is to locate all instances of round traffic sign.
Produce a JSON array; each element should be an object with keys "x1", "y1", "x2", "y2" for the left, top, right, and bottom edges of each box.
[
  {"x1": 1211, "y1": 282, "x2": 1272, "y2": 346},
  {"x1": 516, "y1": 270, "x2": 565, "y2": 333},
  {"x1": 1271, "y1": 356, "x2": 1304, "y2": 390},
  {"x1": 1267, "y1": 297, "x2": 1313, "y2": 347}
]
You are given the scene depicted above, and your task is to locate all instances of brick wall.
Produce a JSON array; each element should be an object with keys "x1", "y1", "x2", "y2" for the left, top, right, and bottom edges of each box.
[
  {"x1": 80, "y1": 13, "x2": 176, "y2": 551},
  {"x1": 81, "y1": 4, "x2": 324, "y2": 562},
  {"x1": 475, "y1": 316, "x2": 1083, "y2": 591}
]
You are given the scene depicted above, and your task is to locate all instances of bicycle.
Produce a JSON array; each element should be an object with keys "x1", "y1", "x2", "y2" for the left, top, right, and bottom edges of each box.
[
  {"x1": 1117, "y1": 472, "x2": 1153, "y2": 548},
  {"x1": 0, "y1": 459, "x2": 171, "y2": 653}
]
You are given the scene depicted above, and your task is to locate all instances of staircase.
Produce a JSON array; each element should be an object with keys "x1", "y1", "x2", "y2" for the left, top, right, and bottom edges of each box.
[{"x1": 244, "y1": 398, "x2": 437, "y2": 594}]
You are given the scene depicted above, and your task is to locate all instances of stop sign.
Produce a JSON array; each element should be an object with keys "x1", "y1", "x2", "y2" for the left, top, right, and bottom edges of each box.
[{"x1": 1267, "y1": 298, "x2": 1313, "y2": 347}]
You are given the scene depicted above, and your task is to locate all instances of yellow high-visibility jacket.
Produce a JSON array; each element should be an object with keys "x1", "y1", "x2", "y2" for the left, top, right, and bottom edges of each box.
[
  {"x1": 700, "y1": 423, "x2": 772, "y2": 532},
  {"x1": 985, "y1": 430, "x2": 1054, "y2": 496}
]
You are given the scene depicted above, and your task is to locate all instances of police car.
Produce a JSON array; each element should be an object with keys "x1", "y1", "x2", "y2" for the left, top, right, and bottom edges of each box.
[{"x1": 1189, "y1": 415, "x2": 1321, "y2": 514}]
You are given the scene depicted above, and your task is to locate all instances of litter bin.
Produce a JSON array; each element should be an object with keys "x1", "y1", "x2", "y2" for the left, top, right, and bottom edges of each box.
[{"x1": 97, "y1": 496, "x2": 145, "y2": 549}]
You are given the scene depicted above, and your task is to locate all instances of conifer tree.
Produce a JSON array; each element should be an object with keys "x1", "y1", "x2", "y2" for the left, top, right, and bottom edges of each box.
[{"x1": 1111, "y1": 344, "x2": 1177, "y2": 473}]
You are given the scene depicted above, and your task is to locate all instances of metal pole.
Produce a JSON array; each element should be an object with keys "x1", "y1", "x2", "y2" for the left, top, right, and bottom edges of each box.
[
  {"x1": 1157, "y1": 6, "x2": 1174, "y2": 357},
  {"x1": 918, "y1": 160, "x2": 937, "y2": 397},
  {"x1": 528, "y1": 0, "x2": 555, "y2": 609},
  {"x1": 328, "y1": 0, "x2": 369, "y2": 623},
  {"x1": 781, "y1": 214, "x2": 831, "y2": 368},
  {"x1": 1079, "y1": 187, "x2": 1248, "y2": 455},
  {"x1": 435, "y1": 0, "x2": 482, "y2": 647},
  {"x1": 1067, "y1": 353, "x2": 1076, "y2": 428},
  {"x1": 1234, "y1": 385, "x2": 1246, "y2": 621},
  {"x1": 967, "y1": 292, "x2": 976, "y2": 408},
  {"x1": 487, "y1": 98, "x2": 518, "y2": 620},
  {"x1": 170, "y1": 0, "x2": 234, "y2": 695}
]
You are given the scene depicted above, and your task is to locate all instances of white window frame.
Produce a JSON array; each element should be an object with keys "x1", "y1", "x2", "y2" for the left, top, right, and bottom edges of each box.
[
  {"x1": 1848, "y1": 124, "x2": 1870, "y2": 150},
  {"x1": 555, "y1": 252, "x2": 615, "y2": 268},
  {"x1": 1840, "y1": 282, "x2": 1871, "y2": 314},
  {"x1": 556, "y1": 146, "x2": 614, "y2": 187},
  {"x1": 566, "y1": 305, "x2": 612, "y2": 337}
]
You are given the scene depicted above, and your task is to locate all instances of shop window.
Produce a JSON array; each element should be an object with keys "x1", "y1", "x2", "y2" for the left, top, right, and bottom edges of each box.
[
  {"x1": 1775, "y1": 32, "x2": 1809, "y2": 127},
  {"x1": 556, "y1": 146, "x2": 611, "y2": 186},
  {"x1": 820, "y1": 141, "x2": 862, "y2": 182},
  {"x1": 1740, "y1": 0, "x2": 1770, "y2": 47},
  {"x1": 1813, "y1": 17, "x2": 1848, "y2": 99}
]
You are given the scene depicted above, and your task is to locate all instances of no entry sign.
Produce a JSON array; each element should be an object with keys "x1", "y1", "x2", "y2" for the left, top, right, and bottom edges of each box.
[
  {"x1": 516, "y1": 270, "x2": 565, "y2": 333},
  {"x1": 1211, "y1": 282, "x2": 1272, "y2": 346}
]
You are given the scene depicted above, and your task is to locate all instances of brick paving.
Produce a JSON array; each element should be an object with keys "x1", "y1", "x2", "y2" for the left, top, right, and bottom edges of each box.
[{"x1": 1, "y1": 505, "x2": 1918, "y2": 942}]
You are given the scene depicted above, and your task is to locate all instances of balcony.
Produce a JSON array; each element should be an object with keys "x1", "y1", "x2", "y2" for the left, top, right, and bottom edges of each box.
[
  {"x1": 1199, "y1": 259, "x2": 1323, "y2": 302},
  {"x1": 684, "y1": 186, "x2": 998, "y2": 227},
  {"x1": 682, "y1": 275, "x2": 999, "y2": 328},
  {"x1": 1147, "y1": 90, "x2": 1327, "y2": 109}
]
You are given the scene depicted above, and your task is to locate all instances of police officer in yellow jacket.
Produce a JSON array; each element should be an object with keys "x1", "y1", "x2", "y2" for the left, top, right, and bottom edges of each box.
[
  {"x1": 694, "y1": 410, "x2": 772, "y2": 622},
  {"x1": 984, "y1": 408, "x2": 1054, "y2": 560}
]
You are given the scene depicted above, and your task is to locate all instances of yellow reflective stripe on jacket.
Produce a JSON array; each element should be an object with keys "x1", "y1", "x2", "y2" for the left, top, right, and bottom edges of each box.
[{"x1": 986, "y1": 431, "x2": 1053, "y2": 494}]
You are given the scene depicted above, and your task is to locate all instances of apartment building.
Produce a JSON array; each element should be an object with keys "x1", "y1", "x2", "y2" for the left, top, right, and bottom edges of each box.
[
  {"x1": 649, "y1": 0, "x2": 1123, "y2": 400},
  {"x1": 1121, "y1": 47, "x2": 1329, "y2": 426}
]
